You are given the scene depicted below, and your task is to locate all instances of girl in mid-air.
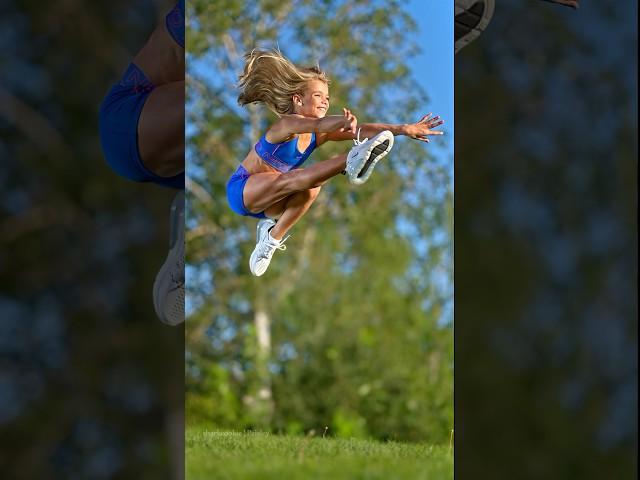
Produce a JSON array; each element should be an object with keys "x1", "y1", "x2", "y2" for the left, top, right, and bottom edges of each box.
[{"x1": 227, "y1": 49, "x2": 444, "y2": 276}]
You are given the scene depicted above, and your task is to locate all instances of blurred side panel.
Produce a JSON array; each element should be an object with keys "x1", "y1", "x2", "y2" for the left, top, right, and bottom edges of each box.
[
  {"x1": 455, "y1": 1, "x2": 637, "y2": 478},
  {"x1": 0, "y1": 1, "x2": 184, "y2": 478}
]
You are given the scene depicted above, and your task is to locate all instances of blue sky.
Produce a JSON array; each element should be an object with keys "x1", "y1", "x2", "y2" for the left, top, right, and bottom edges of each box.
[{"x1": 407, "y1": 0, "x2": 453, "y2": 175}]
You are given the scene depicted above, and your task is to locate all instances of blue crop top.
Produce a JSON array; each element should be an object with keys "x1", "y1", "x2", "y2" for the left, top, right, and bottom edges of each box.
[
  {"x1": 166, "y1": 0, "x2": 185, "y2": 48},
  {"x1": 255, "y1": 133, "x2": 317, "y2": 172}
]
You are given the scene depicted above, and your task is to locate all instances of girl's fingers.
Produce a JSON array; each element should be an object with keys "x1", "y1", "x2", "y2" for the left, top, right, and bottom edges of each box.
[{"x1": 418, "y1": 114, "x2": 446, "y2": 127}]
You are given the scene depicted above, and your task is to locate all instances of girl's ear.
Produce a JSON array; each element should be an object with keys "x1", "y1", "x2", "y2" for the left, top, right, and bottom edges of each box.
[{"x1": 292, "y1": 93, "x2": 303, "y2": 106}]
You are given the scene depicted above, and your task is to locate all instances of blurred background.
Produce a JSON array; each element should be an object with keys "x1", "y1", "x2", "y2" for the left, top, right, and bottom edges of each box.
[
  {"x1": 185, "y1": 0, "x2": 454, "y2": 444},
  {"x1": 1, "y1": 1, "x2": 183, "y2": 478},
  {"x1": 455, "y1": 1, "x2": 637, "y2": 478}
]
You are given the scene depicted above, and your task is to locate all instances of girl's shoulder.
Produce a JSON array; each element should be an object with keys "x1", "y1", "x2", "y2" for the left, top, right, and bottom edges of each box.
[{"x1": 264, "y1": 120, "x2": 299, "y2": 145}]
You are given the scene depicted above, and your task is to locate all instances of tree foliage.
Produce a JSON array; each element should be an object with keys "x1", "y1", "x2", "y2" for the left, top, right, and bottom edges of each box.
[{"x1": 186, "y1": 0, "x2": 453, "y2": 443}]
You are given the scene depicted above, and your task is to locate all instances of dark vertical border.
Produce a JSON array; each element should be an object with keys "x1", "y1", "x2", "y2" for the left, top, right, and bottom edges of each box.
[
  {"x1": 0, "y1": 1, "x2": 184, "y2": 478},
  {"x1": 455, "y1": 1, "x2": 637, "y2": 478}
]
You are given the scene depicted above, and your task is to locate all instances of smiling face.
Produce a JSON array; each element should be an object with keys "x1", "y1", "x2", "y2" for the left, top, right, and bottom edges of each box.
[{"x1": 293, "y1": 79, "x2": 330, "y2": 118}]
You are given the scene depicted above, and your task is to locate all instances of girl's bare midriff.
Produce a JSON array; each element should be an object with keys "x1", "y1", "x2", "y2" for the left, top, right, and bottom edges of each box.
[{"x1": 241, "y1": 150, "x2": 280, "y2": 175}]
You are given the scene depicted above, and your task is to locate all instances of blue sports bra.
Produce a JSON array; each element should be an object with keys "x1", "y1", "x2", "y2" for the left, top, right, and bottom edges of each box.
[
  {"x1": 255, "y1": 132, "x2": 317, "y2": 172},
  {"x1": 166, "y1": 0, "x2": 185, "y2": 48}
]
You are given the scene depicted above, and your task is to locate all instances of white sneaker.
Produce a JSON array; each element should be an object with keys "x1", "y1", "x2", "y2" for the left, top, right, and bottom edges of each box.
[
  {"x1": 153, "y1": 190, "x2": 185, "y2": 326},
  {"x1": 345, "y1": 129, "x2": 394, "y2": 185},
  {"x1": 454, "y1": 0, "x2": 495, "y2": 54},
  {"x1": 455, "y1": 0, "x2": 577, "y2": 54},
  {"x1": 249, "y1": 218, "x2": 288, "y2": 277}
]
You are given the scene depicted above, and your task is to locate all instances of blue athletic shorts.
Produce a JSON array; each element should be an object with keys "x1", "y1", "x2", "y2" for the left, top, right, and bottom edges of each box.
[
  {"x1": 226, "y1": 165, "x2": 267, "y2": 219},
  {"x1": 98, "y1": 63, "x2": 184, "y2": 190}
]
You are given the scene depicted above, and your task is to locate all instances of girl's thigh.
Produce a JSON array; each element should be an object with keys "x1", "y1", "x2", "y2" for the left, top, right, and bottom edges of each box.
[
  {"x1": 137, "y1": 80, "x2": 185, "y2": 178},
  {"x1": 243, "y1": 171, "x2": 292, "y2": 213}
]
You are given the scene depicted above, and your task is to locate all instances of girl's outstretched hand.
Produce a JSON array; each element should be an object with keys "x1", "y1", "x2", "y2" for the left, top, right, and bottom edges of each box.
[
  {"x1": 406, "y1": 113, "x2": 444, "y2": 143},
  {"x1": 340, "y1": 107, "x2": 357, "y2": 135}
]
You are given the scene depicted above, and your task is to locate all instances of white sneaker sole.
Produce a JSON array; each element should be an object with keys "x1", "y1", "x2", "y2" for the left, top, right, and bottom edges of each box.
[
  {"x1": 455, "y1": 0, "x2": 495, "y2": 54},
  {"x1": 347, "y1": 131, "x2": 394, "y2": 185},
  {"x1": 153, "y1": 191, "x2": 185, "y2": 326}
]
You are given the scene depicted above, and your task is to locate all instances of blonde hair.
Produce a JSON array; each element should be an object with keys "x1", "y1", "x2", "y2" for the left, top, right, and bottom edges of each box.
[{"x1": 237, "y1": 49, "x2": 329, "y2": 116}]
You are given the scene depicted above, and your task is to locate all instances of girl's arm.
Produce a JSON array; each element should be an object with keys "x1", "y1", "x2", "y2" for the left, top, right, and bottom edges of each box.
[
  {"x1": 317, "y1": 113, "x2": 444, "y2": 146},
  {"x1": 266, "y1": 108, "x2": 357, "y2": 143}
]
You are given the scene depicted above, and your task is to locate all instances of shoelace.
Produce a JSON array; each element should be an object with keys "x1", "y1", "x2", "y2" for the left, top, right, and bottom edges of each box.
[
  {"x1": 352, "y1": 127, "x2": 369, "y2": 147},
  {"x1": 257, "y1": 234, "x2": 290, "y2": 260}
]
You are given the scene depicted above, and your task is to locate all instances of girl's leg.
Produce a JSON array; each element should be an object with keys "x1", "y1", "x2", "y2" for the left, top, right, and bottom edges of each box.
[
  {"x1": 137, "y1": 80, "x2": 185, "y2": 177},
  {"x1": 248, "y1": 186, "x2": 322, "y2": 277},
  {"x1": 264, "y1": 187, "x2": 322, "y2": 240},
  {"x1": 243, "y1": 153, "x2": 347, "y2": 214}
]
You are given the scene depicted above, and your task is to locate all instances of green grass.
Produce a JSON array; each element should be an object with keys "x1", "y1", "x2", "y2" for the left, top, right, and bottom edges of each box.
[{"x1": 186, "y1": 428, "x2": 453, "y2": 480}]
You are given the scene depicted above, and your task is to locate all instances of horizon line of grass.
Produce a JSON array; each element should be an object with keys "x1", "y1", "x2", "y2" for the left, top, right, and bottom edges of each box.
[{"x1": 187, "y1": 428, "x2": 453, "y2": 480}]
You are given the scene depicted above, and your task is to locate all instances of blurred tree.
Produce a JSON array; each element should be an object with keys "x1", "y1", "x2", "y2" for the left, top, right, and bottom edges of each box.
[
  {"x1": 186, "y1": 0, "x2": 453, "y2": 443},
  {"x1": 455, "y1": 1, "x2": 636, "y2": 478},
  {"x1": 1, "y1": 1, "x2": 184, "y2": 478}
]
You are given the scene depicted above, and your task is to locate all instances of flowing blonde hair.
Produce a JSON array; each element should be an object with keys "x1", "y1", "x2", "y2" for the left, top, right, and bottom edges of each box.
[{"x1": 237, "y1": 49, "x2": 329, "y2": 116}]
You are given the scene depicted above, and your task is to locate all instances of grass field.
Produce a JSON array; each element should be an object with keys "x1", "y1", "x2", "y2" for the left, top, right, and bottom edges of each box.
[{"x1": 186, "y1": 429, "x2": 453, "y2": 479}]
